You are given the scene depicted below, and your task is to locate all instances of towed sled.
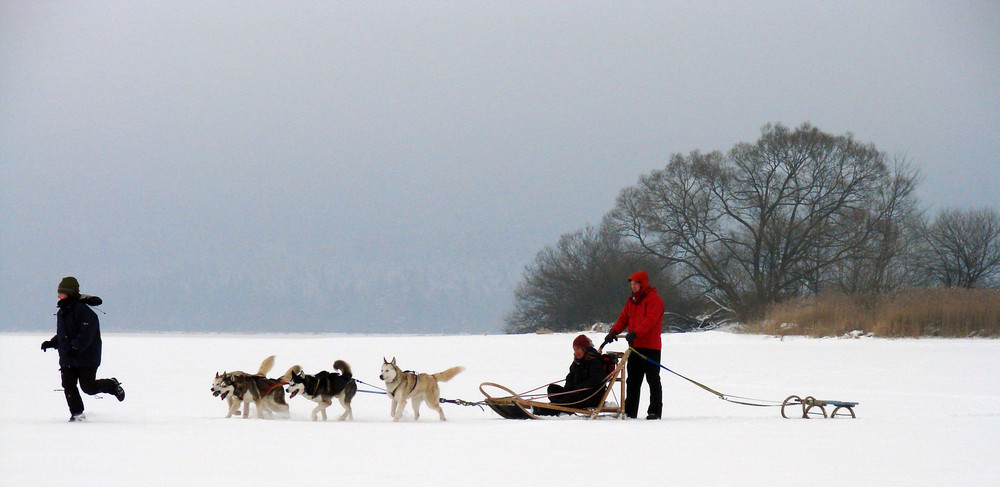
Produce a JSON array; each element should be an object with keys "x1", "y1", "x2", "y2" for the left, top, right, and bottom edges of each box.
[
  {"x1": 480, "y1": 348, "x2": 631, "y2": 420},
  {"x1": 781, "y1": 395, "x2": 858, "y2": 419}
]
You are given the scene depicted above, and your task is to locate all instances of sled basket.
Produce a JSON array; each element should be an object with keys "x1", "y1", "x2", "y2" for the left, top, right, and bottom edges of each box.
[{"x1": 480, "y1": 349, "x2": 630, "y2": 420}]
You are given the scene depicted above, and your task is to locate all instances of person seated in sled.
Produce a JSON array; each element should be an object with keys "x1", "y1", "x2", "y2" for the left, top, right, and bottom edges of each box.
[{"x1": 533, "y1": 334, "x2": 609, "y2": 416}]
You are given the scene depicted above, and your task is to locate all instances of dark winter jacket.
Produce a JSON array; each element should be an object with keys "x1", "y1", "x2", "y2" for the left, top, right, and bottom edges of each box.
[
  {"x1": 51, "y1": 295, "x2": 103, "y2": 367},
  {"x1": 564, "y1": 347, "x2": 607, "y2": 391}
]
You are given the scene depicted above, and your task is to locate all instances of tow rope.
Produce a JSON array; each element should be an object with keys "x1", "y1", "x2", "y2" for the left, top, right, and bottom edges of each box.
[
  {"x1": 351, "y1": 378, "x2": 486, "y2": 410},
  {"x1": 628, "y1": 347, "x2": 783, "y2": 407},
  {"x1": 352, "y1": 378, "x2": 386, "y2": 394}
]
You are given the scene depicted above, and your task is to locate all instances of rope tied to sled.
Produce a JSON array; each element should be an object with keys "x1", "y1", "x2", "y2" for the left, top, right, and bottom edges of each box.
[
  {"x1": 439, "y1": 397, "x2": 486, "y2": 410},
  {"x1": 627, "y1": 347, "x2": 784, "y2": 408},
  {"x1": 351, "y1": 378, "x2": 487, "y2": 409}
]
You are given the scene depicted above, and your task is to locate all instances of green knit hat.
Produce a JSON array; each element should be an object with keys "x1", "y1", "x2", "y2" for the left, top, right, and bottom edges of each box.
[{"x1": 58, "y1": 276, "x2": 80, "y2": 294}]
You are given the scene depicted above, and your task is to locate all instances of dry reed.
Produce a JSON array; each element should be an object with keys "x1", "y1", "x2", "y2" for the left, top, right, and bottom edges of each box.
[{"x1": 745, "y1": 288, "x2": 1000, "y2": 338}]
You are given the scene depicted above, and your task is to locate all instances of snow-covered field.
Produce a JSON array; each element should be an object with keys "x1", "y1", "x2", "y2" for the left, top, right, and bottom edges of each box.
[{"x1": 2, "y1": 331, "x2": 998, "y2": 486}]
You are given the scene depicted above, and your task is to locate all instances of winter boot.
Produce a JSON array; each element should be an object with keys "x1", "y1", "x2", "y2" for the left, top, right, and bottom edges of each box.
[
  {"x1": 110, "y1": 378, "x2": 125, "y2": 402},
  {"x1": 69, "y1": 413, "x2": 87, "y2": 422}
]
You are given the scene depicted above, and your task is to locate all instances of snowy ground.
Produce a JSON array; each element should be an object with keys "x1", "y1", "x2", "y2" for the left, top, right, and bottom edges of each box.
[{"x1": 2, "y1": 331, "x2": 998, "y2": 486}]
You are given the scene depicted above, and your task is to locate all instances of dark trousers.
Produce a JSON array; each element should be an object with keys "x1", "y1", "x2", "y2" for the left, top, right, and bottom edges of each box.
[
  {"x1": 625, "y1": 348, "x2": 662, "y2": 418},
  {"x1": 60, "y1": 366, "x2": 115, "y2": 415}
]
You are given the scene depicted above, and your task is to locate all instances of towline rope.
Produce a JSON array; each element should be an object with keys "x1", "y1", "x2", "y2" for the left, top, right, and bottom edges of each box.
[
  {"x1": 352, "y1": 378, "x2": 386, "y2": 394},
  {"x1": 351, "y1": 378, "x2": 486, "y2": 409},
  {"x1": 628, "y1": 347, "x2": 783, "y2": 408}
]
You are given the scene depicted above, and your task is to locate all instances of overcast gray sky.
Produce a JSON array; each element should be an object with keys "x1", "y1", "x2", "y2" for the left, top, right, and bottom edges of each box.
[{"x1": 2, "y1": 1, "x2": 998, "y2": 333}]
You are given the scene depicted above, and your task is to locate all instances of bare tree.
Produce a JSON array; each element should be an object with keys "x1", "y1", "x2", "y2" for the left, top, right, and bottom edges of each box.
[
  {"x1": 504, "y1": 224, "x2": 675, "y2": 333},
  {"x1": 828, "y1": 156, "x2": 923, "y2": 297},
  {"x1": 606, "y1": 123, "x2": 919, "y2": 319},
  {"x1": 922, "y1": 208, "x2": 1000, "y2": 288}
]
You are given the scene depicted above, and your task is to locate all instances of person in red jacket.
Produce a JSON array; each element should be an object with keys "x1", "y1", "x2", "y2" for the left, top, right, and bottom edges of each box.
[{"x1": 604, "y1": 270, "x2": 664, "y2": 419}]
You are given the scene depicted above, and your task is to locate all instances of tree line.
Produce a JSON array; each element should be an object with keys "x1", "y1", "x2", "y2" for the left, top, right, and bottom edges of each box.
[{"x1": 506, "y1": 123, "x2": 1000, "y2": 334}]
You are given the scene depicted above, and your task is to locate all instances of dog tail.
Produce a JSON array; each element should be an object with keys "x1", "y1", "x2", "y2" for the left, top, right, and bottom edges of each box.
[
  {"x1": 333, "y1": 360, "x2": 352, "y2": 381},
  {"x1": 257, "y1": 355, "x2": 276, "y2": 376},
  {"x1": 432, "y1": 366, "x2": 464, "y2": 383},
  {"x1": 280, "y1": 365, "x2": 301, "y2": 382}
]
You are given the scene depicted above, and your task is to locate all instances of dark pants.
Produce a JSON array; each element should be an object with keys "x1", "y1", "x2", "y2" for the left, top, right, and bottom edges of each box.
[
  {"x1": 60, "y1": 366, "x2": 116, "y2": 415},
  {"x1": 625, "y1": 348, "x2": 662, "y2": 418},
  {"x1": 533, "y1": 384, "x2": 604, "y2": 416}
]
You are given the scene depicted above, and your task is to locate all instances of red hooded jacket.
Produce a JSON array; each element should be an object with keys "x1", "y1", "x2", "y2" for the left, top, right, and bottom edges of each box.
[{"x1": 610, "y1": 271, "x2": 664, "y2": 350}]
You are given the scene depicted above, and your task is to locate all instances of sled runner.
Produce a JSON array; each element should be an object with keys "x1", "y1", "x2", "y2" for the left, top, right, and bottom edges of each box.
[
  {"x1": 480, "y1": 349, "x2": 631, "y2": 420},
  {"x1": 781, "y1": 395, "x2": 858, "y2": 419}
]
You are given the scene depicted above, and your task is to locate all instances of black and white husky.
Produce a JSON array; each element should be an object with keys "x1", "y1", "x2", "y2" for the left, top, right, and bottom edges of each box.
[{"x1": 281, "y1": 360, "x2": 357, "y2": 421}]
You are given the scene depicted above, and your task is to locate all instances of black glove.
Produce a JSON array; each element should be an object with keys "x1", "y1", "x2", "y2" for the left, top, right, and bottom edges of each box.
[
  {"x1": 625, "y1": 331, "x2": 637, "y2": 345},
  {"x1": 603, "y1": 332, "x2": 618, "y2": 346},
  {"x1": 41, "y1": 340, "x2": 55, "y2": 351}
]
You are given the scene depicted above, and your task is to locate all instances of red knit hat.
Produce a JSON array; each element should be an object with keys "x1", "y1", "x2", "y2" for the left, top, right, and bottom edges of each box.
[{"x1": 572, "y1": 334, "x2": 592, "y2": 350}]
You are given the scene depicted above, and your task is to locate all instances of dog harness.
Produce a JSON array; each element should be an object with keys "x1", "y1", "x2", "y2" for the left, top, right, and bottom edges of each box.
[{"x1": 387, "y1": 371, "x2": 419, "y2": 395}]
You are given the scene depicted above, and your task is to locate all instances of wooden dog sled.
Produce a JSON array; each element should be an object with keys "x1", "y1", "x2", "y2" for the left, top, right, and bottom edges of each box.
[
  {"x1": 480, "y1": 349, "x2": 631, "y2": 420},
  {"x1": 781, "y1": 395, "x2": 859, "y2": 419}
]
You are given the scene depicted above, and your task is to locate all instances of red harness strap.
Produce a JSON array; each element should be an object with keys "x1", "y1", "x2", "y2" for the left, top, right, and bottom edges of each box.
[{"x1": 263, "y1": 381, "x2": 288, "y2": 395}]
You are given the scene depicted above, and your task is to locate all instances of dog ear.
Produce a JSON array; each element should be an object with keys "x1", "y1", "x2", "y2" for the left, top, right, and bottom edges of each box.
[
  {"x1": 391, "y1": 357, "x2": 397, "y2": 365},
  {"x1": 383, "y1": 357, "x2": 389, "y2": 364}
]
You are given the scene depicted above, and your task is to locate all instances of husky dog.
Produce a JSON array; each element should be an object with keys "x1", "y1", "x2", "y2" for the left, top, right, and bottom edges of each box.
[
  {"x1": 379, "y1": 358, "x2": 464, "y2": 422},
  {"x1": 212, "y1": 354, "x2": 277, "y2": 417},
  {"x1": 281, "y1": 361, "x2": 357, "y2": 421},
  {"x1": 212, "y1": 355, "x2": 288, "y2": 419},
  {"x1": 211, "y1": 370, "x2": 247, "y2": 417},
  {"x1": 215, "y1": 373, "x2": 290, "y2": 419}
]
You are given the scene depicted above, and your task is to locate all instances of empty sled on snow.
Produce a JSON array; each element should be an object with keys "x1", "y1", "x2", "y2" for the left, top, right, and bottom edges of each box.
[{"x1": 781, "y1": 395, "x2": 858, "y2": 419}]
